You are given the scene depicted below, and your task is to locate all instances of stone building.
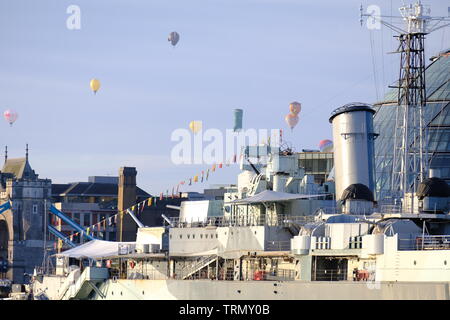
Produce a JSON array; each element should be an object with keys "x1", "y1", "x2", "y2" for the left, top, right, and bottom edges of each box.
[{"x1": 0, "y1": 147, "x2": 52, "y2": 284}]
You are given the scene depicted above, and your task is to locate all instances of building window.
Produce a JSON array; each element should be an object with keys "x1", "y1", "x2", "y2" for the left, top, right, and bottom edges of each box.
[
  {"x1": 32, "y1": 204, "x2": 38, "y2": 214},
  {"x1": 73, "y1": 213, "x2": 80, "y2": 225},
  {"x1": 83, "y1": 213, "x2": 91, "y2": 227}
]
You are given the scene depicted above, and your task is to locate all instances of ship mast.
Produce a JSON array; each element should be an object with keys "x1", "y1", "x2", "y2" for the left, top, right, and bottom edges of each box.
[{"x1": 360, "y1": 1, "x2": 450, "y2": 213}]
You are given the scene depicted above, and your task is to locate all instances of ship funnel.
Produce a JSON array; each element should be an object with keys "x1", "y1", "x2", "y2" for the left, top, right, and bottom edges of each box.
[{"x1": 329, "y1": 103, "x2": 377, "y2": 203}]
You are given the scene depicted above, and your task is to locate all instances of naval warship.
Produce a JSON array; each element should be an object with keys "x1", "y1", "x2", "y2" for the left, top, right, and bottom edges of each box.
[{"x1": 28, "y1": 1, "x2": 450, "y2": 300}]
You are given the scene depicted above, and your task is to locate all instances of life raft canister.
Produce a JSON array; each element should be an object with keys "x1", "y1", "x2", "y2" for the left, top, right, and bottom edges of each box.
[{"x1": 129, "y1": 260, "x2": 136, "y2": 269}]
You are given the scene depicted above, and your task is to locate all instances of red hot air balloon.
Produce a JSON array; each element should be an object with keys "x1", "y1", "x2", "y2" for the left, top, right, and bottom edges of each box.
[
  {"x1": 285, "y1": 113, "x2": 299, "y2": 130},
  {"x1": 3, "y1": 109, "x2": 18, "y2": 126}
]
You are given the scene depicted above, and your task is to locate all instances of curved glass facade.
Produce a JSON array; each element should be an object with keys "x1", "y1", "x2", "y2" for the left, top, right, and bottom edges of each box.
[{"x1": 373, "y1": 51, "x2": 450, "y2": 200}]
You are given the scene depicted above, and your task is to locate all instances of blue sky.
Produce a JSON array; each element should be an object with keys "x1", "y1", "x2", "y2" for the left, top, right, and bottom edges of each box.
[{"x1": 0, "y1": 0, "x2": 448, "y2": 194}]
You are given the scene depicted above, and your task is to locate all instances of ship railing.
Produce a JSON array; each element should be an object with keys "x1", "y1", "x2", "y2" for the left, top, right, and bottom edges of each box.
[
  {"x1": 166, "y1": 215, "x2": 315, "y2": 228},
  {"x1": 315, "y1": 207, "x2": 340, "y2": 215},
  {"x1": 378, "y1": 204, "x2": 403, "y2": 214},
  {"x1": 398, "y1": 235, "x2": 450, "y2": 251},
  {"x1": 313, "y1": 269, "x2": 347, "y2": 281},
  {"x1": 265, "y1": 240, "x2": 291, "y2": 251},
  {"x1": 127, "y1": 269, "x2": 168, "y2": 280},
  {"x1": 264, "y1": 269, "x2": 295, "y2": 281}
]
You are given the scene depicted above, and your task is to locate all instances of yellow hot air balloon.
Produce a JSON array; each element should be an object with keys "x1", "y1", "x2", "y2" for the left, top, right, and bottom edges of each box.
[
  {"x1": 189, "y1": 121, "x2": 202, "y2": 134},
  {"x1": 90, "y1": 79, "x2": 101, "y2": 94}
]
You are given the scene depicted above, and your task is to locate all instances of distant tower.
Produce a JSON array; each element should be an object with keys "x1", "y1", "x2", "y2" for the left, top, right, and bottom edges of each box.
[
  {"x1": 117, "y1": 167, "x2": 137, "y2": 241},
  {"x1": 361, "y1": 1, "x2": 450, "y2": 212}
]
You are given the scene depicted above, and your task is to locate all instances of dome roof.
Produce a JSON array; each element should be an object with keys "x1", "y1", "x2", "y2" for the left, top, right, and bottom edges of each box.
[
  {"x1": 340, "y1": 183, "x2": 374, "y2": 202},
  {"x1": 329, "y1": 102, "x2": 375, "y2": 123},
  {"x1": 417, "y1": 177, "x2": 450, "y2": 199}
]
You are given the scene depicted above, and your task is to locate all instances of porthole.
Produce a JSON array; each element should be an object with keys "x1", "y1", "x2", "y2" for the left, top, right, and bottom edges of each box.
[
  {"x1": 200, "y1": 234, "x2": 203, "y2": 239},
  {"x1": 413, "y1": 260, "x2": 417, "y2": 265},
  {"x1": 187, "y1": 235, "x2": 190, "y2": 239},
  {"x1": 179, "y1": 235, "x2": 182, "y2": 239},
  {"x1": 215, "y1": 234, "x2": 218, "y2": 238},
  {"x1": 142, "y1": 291, "x2": 145, "y2": 295},
  {"x1": 254, "y1": 231, "x2": 257, "y2": 235},
  {"x1": 445, "y1": 260, "x2": 447, "y2": 265}
]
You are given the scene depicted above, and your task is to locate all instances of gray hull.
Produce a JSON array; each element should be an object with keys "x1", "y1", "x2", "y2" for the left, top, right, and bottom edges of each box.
[{"x1": 91, "y1": 279, "x2": 450, "y2": 300}]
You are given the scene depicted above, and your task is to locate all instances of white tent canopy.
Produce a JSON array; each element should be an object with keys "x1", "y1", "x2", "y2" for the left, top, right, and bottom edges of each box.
[
  {"x1": 55, "y1": 240, "x2": 135, "y2": 259},
  {"x1": 227, "y1": 190, "x2": 329, "y2": 204}
]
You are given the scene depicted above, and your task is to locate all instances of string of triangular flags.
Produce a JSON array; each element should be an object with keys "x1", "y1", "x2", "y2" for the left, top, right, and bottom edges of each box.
[{"x1": 59, "y1": 153, "x2": 242, "y2": 243}]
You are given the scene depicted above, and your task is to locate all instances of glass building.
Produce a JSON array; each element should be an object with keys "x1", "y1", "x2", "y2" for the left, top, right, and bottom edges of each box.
[{"x1": 374, "y1": 49, "x2": 450, "y2": 200}]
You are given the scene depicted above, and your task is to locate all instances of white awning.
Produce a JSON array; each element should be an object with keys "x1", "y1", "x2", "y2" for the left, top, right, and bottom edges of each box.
[
  {"x1": 54, "y1": 240, "x2": 135, "y2": 259},
  {"x1": 227, "y1": 190, "x2": 329, "y2": 204}
]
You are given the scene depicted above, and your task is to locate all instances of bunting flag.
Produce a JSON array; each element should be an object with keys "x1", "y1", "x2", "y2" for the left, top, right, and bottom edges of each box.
[{"x1": 60, "y1": 151, "x2": 239, "y2": 244}]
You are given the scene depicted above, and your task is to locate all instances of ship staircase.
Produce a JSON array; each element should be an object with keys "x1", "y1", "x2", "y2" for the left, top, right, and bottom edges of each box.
[
  {"x1": 58, "y1": 267, "x2": 109, "y2": 300},
  {"x1": 178, "y1": 255, "x2": 217, "y2": 280}
]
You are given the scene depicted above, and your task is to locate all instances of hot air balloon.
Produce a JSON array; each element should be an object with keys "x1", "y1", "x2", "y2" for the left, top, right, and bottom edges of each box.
[
  {"x1": 285, "y1": 113, "x2": 299, "y2": 130},
  {"x1": 319, "y1": 139, "x2": 333, "y2": 152},
  {"x1": 168, "y1": 32, "x2": 180, "y2": 46},
  {"x1": 189, "y1": 120, "x2": 202, "y2": 134},
  {"x1": 233, "y1": 109, "x2": 243, "y2": 132},
  {"x1": 289, "y1": 101, "x2": 301, "y2": 115},
  {"x1": 90, "y1": 79, "x2": 101, "y2": 94},
  {"x1": 3, "y1": 109, "x2": 18, "y2": 126}
]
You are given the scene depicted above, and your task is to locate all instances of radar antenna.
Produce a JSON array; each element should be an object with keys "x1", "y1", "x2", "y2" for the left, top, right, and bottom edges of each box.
[{"x1": 360, "y1": 1, "x2": 450, "y2": 213}]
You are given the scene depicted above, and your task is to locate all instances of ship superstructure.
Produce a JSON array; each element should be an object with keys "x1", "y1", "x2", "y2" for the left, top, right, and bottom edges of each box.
[{"x1": 29, "y1": 101, "x2": 450, "y2": 300}]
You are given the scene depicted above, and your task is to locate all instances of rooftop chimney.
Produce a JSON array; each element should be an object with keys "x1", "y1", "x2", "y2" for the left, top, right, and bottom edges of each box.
[{"x1": 117, "y1": 167, "x2": 137, "y2": 241}]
